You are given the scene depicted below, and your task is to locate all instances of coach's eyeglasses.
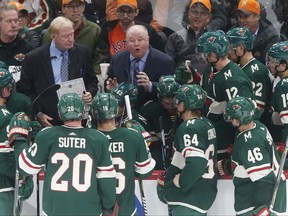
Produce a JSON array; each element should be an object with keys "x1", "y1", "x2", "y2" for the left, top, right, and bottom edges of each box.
[{"x1": 189, "y1": 10, "x2": 210, "y2": 17}]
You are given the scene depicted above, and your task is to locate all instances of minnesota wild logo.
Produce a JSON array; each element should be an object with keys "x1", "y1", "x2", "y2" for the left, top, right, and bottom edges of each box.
[
  {"x1": 14, "y1": 53, "x2": 25, "y2": 62},
  {"x1": 233, "y1": 104, "x2": 241, "y2": 110},
  {"x1": 207, "y1": 36, "x2": 216, "y2": 43},
  {"x1": 0, "y1": 71, "x2": 5, "y2": 77},
  {"x1": 236, "y1": 29, "x2": 246, "y2": 36},
  {"x1": 280, "y1": 45, "x2": 288, "y2": 52}
]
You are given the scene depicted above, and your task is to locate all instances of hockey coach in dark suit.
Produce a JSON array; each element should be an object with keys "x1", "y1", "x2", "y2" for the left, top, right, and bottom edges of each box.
[
  {"x1": 18, "y1": 16, "x2": 98, "y2": 126},
  {"x1": 105, "y1": 25, "x2": 175, "y2": 110}
]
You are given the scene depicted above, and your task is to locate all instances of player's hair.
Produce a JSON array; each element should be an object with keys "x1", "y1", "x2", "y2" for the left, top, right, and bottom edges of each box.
[
  {"x1": 0, "y1": 3, "x2": 18, "y2": 21},
  {"x1": 48, "y1": 16, "x2": 73, "y2": 36}
]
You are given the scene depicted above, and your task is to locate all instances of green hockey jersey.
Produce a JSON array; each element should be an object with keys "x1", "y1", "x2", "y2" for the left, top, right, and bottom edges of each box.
[
  {"x1": 15, "y1": 126, "x2": 116, "y2": 216},
  {"x1": 242, "y1": 58, "x2": 272, "y2": 115},
  {"x1": 232, "y1": 121, "x2": 286, "y2": 214},
  {"x1": 164, "y1": 117, "x2": 218, "y2": 213},
  {"x1": 101, "y1": 128, "x2": 155, "y2": 216},
  {"x1": 0, "y1": 106, "x2": 15, "y2": 193}
]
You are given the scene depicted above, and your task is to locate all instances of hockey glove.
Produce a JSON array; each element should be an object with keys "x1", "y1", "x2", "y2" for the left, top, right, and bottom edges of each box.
[
  {"x1": 217, "y1": 158, "x2": 232, "y2": 178},
  {"x1": 124, "y1": 120, "x2": 153, "y2": 147},
  {"x1": 19, "y1": 176, "x2": 34, "y2": 201},
  {"x1": 157, "y1": 171, "x2": 167, "y2": 204},
  {"x1": 8, "y1": 112, "x2": 30, "y2": 147},
  {"x1": 252, "y1": 205, "x2": 277, "y2": 216},
  {"x1": 175, "y1": 64, "x2": 201, "y2": 85},
  {"x1": 29, "y1": 120, "x2": 43, "y2": 142},
  {"x1": 275, "y1": 142, "x2": 288, "y2": 169}
]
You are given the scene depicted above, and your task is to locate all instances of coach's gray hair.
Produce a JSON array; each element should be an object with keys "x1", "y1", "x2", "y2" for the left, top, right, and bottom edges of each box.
[
  {"x1": 48, "y1": 16, "x2": 73, "y2": 36},
  {"x1": 0, "y1": 3, "x2": 18, "y2": 21}
]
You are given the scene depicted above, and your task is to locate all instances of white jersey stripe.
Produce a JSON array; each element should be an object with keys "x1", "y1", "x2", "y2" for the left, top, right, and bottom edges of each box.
[{"x1": 19, "y1": 150, "x2": 43, "y2": 175}]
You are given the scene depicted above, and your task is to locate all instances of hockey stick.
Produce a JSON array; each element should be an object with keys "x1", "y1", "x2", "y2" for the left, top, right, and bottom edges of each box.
[
  {"x1": 159, "y1": 116, "x2": 167, "y2": 170},
  {"x1": 159, "y1": 116, "x2": 173, "y2": 216},
  {"x1": 269, "y1": 137, "x2": 288, "y2": 212},
  {"x1": 13, "y1": 169, "x2": 21, "y2": 216},
  {"x1": 124, "y1": 95, "x2": 148, "y2": 216},
  {"x1": 32, "y1": 84, "x2": 61, "y2": 119},
  {"x1": 31, "y1": 84, "x2": 60, "y2": 216}
]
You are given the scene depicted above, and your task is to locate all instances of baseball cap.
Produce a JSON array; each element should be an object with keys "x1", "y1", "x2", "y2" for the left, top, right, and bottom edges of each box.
[
  {"x1": 62, "y1": 0, "x2": 84, "y2": 6},
  {"x1": 117, "y1": 0, "x2": 138, "y2": 9},
  {"x1": 190, "y1": 0, "x2": 211, "y2": 12},
  {"x1": 8, "y1": 1, "x2": 23, "y2": 10},
  {"x1": 237, "y1": 0, "x2": 260, "y2": 15}
]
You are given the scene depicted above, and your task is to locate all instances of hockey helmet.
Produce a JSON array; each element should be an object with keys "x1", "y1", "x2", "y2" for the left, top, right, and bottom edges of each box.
[
  {"x1": 57, "y1": 93, "x2": 84, "y2": 121},
  {"x1": 175, "y1": 84, "x2": 206, "y2": 110},
  {"x1": 157, "y1": 75, "x2": 180, "y2": 98},
  {"x1": 111, "y1": 82, "x2": 138, "y2": 106},
  {"x1": 224, "y1": 96, "x2": 255, "y2": 125},
  {"x1": 226, "y1": 27, "x2": 253, "y2": 51},
  {"x1": 0, "y1": 66, "x2": 14, "y2": 92},
  {"x1": 91, "y1": 93, "x2": 118, "y2": 120},
  {"x1": 196, "y1": 30, "x2": 229, "y2": 57},
  {"x1": 266, "y1": 41, "x2": 288, "y2": 67}
]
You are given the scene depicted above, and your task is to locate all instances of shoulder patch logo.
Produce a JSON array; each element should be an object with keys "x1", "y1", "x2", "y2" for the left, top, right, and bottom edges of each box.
[
  {"x1": 14, "y1": 53, "x2": 25, "y2": 62},
  {"x1": 0, "y1": 71, "x2": 5, "y2": 77}
]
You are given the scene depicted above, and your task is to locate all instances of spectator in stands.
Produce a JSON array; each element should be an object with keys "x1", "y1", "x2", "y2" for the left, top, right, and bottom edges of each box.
[
  {"x1": 235, "y1": 0, "x2": 279, "y2": 64},
  {"x1": 42, "y1": 0, "x2": 102, "y2": 75},
  {"x1": 273, "y1": 0, "x2": 288, "y2": 41},
  {"x1": 83, "y1": 0, "x2": 106, "y2": 25},
  {"x1": 18, "y1": 16, "x2": 98, "y2": 126},
  {"x1": 97, "y1": 0, "x2": 165, "y2": 63},
  {"x1": 165, "y1": 0, "x2": 212, "y2": 72},
  {"x1": 182, "y1": 0, "x2": 230, "y2": 32},
  {"x1": 20, "y1": 0, "x2": 54, "y2": 35},
  {"x1": 105, "y1": 25, "x2": 175, "y2": 110},
  {"x1": 8, "y1": 2, "x2": 41, "y2": 49},
  {"x1": 0, "y1": 3, "x2": 33, "y2": 83}
]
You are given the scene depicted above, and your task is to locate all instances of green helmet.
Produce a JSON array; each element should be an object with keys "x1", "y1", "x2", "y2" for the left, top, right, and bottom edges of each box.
[
  {"x1": 226, "y1": 27, "x2": 253, "y2": 51},
  {"x1": 111, "y1": 82, "x2": 138, "y2": 106},
  {"x1": 224, "y1": 97, "x2": 255, "y2": 125},
  {"x1": 175, "y1": 84, "x2": 206, "y2": 110},
  {"x1": 57, "y1": 93, "x2": 84, "y2": 121},
  {"x1": 91, "y1": 93, "x2": 118, "y2": 120},
  {"x1": 267, "y1": 41, "x2": 288, "y2": 66},
  {"x1": 0, "y1": 68, "x2": 14, "y2": 92},
  {"x1": 196, "y1": 30, "x2": 229, "y2": 57},
  {"x1": 157, "y1": 75, "x2": 180, "y2": 98}
]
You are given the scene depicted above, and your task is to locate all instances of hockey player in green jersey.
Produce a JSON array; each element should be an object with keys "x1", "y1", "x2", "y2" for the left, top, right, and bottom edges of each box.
[
  {"x1": 196, "y1": 30, "x2": 254, "y2": 162},
  {"x1": 111, "y1": 82, "x2": 153, "y2": 144},
  {"x1": 91, "y1": 93, "x2": 156, "y2": 216},
  {"x1": 225, "y1": 96, "x2": 287, "y2": 215},
  {"x1": 266, "y1": 41, "x2": 288, "y2": 145},
  {"x1": 226, "y1": 27, "x2": 272, "y2": 118},
  {"x1": 8, "y1": 93, "x2": 117, "y2": 216},
  {"x1": 140, "y1": 75, "x2": 181, "y2": 169},
  {"x1": 0, "y1": 67, "x2": 17, "y2": 215},
  {"x1": 158, "y1": 84, "x2": 218, "y2": 215}
]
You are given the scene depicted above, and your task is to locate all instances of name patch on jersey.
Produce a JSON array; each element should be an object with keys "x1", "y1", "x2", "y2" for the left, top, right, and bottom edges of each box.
[
  {"x1": 207, "y1": 128, "x2": 216, "y2": 140},
  {"x1": 58, "y1": 137, "x2": 86, "y2": 148},
  {"x1": 109, "y1": 142, "x2": 124, "y2": 153}
]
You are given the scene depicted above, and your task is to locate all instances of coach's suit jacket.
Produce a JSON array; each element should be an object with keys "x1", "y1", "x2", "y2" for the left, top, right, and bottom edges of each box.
[
  {"x1": 18, "y1": 43, "x2": 98, "y2": 126},
  {"x1": 106, "y1": 47, "x2": 175, "y2": 109}
]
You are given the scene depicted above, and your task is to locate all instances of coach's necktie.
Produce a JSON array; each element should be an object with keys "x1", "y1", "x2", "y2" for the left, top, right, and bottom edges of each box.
[
  {"x1": 133, "y1": 58, "x2": 140, "y2": 85},
  {"x1": 60, "y1": 52, "x2": 69, "y2": 82}
]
